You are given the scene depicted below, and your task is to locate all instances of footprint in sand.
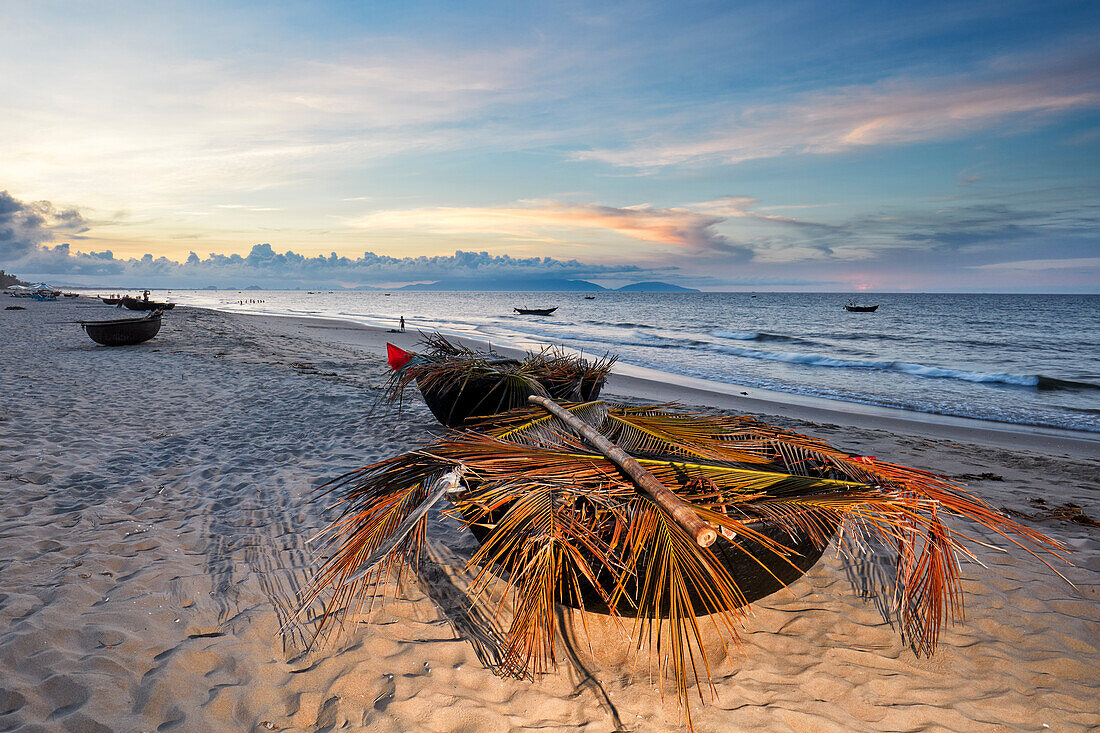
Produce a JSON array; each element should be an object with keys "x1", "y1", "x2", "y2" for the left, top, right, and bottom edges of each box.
[
  {"x1": 41, "y1": 674, "x2": 90, "y2": 720},
  {"x1": 0, "y1": 688, "x2": 27, "y2": 715}
]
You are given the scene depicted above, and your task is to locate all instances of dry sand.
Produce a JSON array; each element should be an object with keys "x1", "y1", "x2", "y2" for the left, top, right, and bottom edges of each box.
[{"x1": 1, "y1": 299, "x2": 1097, "y2": 732}]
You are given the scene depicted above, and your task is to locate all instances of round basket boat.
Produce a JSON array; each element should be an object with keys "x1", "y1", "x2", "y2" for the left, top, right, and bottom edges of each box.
[
  {"x1": 80, "y1": 311, "x2": 162, "y2": 346},
  {"x1": 461, "y1": 505, "x2": 834, "y2": 617},
  {"x1": 541, "y1": 374, "x2": 607, "y2": 402},
  {"x1": 417, "y1": 372, "x2": 538, "y2": 428},
  {"x1": 416, "y1": 370, "x2": 606, "y2": 427}
]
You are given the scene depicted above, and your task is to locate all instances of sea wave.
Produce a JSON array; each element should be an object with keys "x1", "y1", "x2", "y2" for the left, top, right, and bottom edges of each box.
[
  {"x1": 698, "y1": 342, "x2": 1089, "y2": 390},
  {"x1": 1035, "y1": 376, "x2": 1100, "y2": 391},
  {"x1": 710, "y1": 330, "x2": 800, "y2": 342}
]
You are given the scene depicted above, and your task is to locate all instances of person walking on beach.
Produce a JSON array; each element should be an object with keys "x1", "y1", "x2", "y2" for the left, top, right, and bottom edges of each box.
[{"x1": 400, "y1": 316, "x2": 405, "y2": 332}]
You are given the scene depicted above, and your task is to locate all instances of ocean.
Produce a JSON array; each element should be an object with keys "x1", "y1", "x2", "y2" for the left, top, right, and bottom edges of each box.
[{"x1": 163, "y1": 290, "x2": 1100, "y2": 433}]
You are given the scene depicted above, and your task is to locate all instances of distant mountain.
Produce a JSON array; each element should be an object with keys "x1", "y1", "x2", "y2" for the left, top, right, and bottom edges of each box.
[
  {"x1": 616, "y1": 281, "x2": 699, "y2": 292},
  {"x1": 391, "y1": 278, "x2": 699, "y2": 292},
  {"x1": 398, "y1": 278, "x2": 607, "y2": 292}
]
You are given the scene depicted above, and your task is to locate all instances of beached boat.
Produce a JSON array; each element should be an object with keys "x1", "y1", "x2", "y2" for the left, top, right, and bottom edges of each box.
[
  {"x1": 461, "y1": 501, "x2": 832, "y2": 615},
  {"x1": 513, "y1": 307, "x2": 557, "y2": 315},
  {"x1": 414, "y1": 371, "x2": 607, "y2": 426},
  {"x1": 845, "y1": 303, "x2": 879, "y2": 312},
  {"x1": 80, "y1": 311, "x2": 162, "y2": 346},
  {"x1": 121, "y1": 296, "x2": 175, "y2": 311},
  {"x1": 101, "y1": 297, "x2": 121, "y2": 305},
  {"x1": 418, "y1": 368, "x2": 534, "y2": 426},
  {"x1": 385, "y1": 338, "x2": 612, "y2": 427}
]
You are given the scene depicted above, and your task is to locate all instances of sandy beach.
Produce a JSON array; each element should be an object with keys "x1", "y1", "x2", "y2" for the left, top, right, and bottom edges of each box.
[{"x1": 2, "y1": 298, "x2": 1098, "y2": 732}]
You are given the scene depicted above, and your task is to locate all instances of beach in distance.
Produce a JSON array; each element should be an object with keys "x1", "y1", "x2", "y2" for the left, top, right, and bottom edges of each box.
[{"x1": 1, "y1": 296, "x2": 1098, "y2": 731}]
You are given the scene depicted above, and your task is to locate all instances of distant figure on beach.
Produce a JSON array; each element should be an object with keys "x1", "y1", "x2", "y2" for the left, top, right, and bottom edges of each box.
[
  {"x1": 400, "y1": 316, "x2": 405, "y2": 332},
  {"x1": 142, "y1": 289, "x2": 150, "y2": 302}
]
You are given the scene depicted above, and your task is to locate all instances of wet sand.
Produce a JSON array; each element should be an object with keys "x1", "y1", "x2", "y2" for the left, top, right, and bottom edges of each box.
[{"x1": 1, "y1": 299, "x2": 1097, "y2": 731}]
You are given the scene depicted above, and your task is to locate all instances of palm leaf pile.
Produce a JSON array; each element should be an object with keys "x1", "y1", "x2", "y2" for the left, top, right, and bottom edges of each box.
[
  {"x1": 297, "y1": 400, "x2": 1067, "y2": 730},
  {"x1": 521, "y1": 346, "x2": 618, "y2": 401},
  {"x1": 382, "y1": 333, "x2": 616, "y2": 426}
]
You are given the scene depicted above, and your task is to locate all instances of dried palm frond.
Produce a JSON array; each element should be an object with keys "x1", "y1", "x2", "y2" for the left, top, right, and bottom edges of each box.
[
  {"x1": 381, "y1": 333, "x2": 535, "y2": 403},
  {"x1": 522, "y1": 346, "x2": 617, "y2": 400},
  {"x1": 381, "y1": 334, "x2": 616, "y2": 415},
  {"x1": 295, "y1": 400, "x2": 1069, "y2": 731}
]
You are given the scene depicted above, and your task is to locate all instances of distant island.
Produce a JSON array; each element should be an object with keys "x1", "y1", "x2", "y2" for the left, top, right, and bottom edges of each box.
[
  {"x1": 615, "y1": 281, "x2": 697, "y2": 292},
  {"x1": 29, "y1": 277, "x2": 700, "y2": 292},
  {"x1": 394, "y1": 278, "x2": 698, "y2": 292}
]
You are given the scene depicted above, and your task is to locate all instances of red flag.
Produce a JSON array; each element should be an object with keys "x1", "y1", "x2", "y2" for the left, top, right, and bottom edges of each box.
[{"x1": 387, "y1": 343, "x2": 413, "y2": 371}]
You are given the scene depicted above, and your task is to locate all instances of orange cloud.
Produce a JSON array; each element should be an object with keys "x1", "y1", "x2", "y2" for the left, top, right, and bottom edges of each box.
[{"x1": 354, "y1": 201, "x2": 734, "y2": 250}]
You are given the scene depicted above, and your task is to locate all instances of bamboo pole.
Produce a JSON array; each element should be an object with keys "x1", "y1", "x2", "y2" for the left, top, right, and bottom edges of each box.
[{"x1": 528, "y1": 396, "x2": 717, "y2": 548}]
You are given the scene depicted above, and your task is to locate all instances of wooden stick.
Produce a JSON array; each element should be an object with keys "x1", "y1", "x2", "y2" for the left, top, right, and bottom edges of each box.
[{"x1": 528, "y1": 396, "x2": 717, "y2": 548}]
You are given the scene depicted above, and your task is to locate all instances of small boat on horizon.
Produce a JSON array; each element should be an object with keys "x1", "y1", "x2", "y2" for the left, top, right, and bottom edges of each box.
[
  {"x1": 514, "y1": 307, "x2": 557, "y2": 316},
  {"x1": 584, "y1": 295, "x2": 595, "y2": 299},
  {"x1": 845, "y1": 301, "x2": 879, "y2": 312}
]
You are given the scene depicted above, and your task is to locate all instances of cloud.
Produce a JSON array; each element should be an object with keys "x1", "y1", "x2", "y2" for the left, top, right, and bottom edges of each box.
[
  {"x1": 10, "y1": 242, "x2": 650, "y2": 288},
  {"x1": 5, "y1": 190, "x2": 1096, "y2": 291},
  {"x1": 10, "y1": 239, "x2": 657, "y2": 287},
  {"x1": 1, "y1": 193, "x2": 657, "y2": 286},
  {"x1": 0, "y1": 190, "x2": 88, "y2": 260},
  {"x1": 354, "y1": 200, "x2": 751, "y2": 256},
  {"x1": 971, "y1": 257, "x2": 1100, "y2": 271},
  {"x1": 575, "y1": 51, "x2": 1100, "y2": 168},
  {"x1": 689, "y1": 196, "x2": 842, "y2": 231},
  {"x1": 0, "y1": 40, "x2": 560, "y2": 208}
]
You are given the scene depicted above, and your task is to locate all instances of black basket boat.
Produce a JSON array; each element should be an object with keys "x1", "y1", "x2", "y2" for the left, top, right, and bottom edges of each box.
[
  {"x1": 80, "y1": 311, "x2": 162, "y2": 346},
  {"x1": 389, "y1": 343, "x2": 607, "y2": 427},
  {"x1": 461, "y1": 503, "x2": 833, "y2": 616},
  {"x1": 121, "y1": 296, "x2": 175, "y2": 311}
]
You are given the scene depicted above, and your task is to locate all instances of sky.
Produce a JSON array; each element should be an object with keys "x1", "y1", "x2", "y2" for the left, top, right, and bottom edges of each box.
[{"x1": 1, "y1": 0, "x2": 1098, "y2": 291}]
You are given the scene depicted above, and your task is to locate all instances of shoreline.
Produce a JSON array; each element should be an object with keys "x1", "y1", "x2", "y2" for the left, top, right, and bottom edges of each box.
[{"x1": 237, "y1": 309, "x2": 1100, "y2": 458}]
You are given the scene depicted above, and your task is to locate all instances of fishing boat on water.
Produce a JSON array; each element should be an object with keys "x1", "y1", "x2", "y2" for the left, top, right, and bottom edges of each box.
[
  {"x1": 845, "y1": 301, "x2": 879, "y2": 312},
  {"x1": 80, "y1": 310, "x2": 162, "y2": 346},
  {"x1": 514, "y1": 306, "x2": 557, "y2": 315}
]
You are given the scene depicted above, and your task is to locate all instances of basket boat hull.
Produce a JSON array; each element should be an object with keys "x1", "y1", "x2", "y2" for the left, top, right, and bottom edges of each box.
[
  {"x1": 81, "y1": 313, "x2": 162, "y2": 346},
  {"x1": 461, "y1": 506, "x2": 834, "y2": 617},
  {"x1": 417, "y1": 375, "x2": 606, "y2": 427},
  {"x1": 121, "y1": 297, "x2": 175, "y2": 311}
]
